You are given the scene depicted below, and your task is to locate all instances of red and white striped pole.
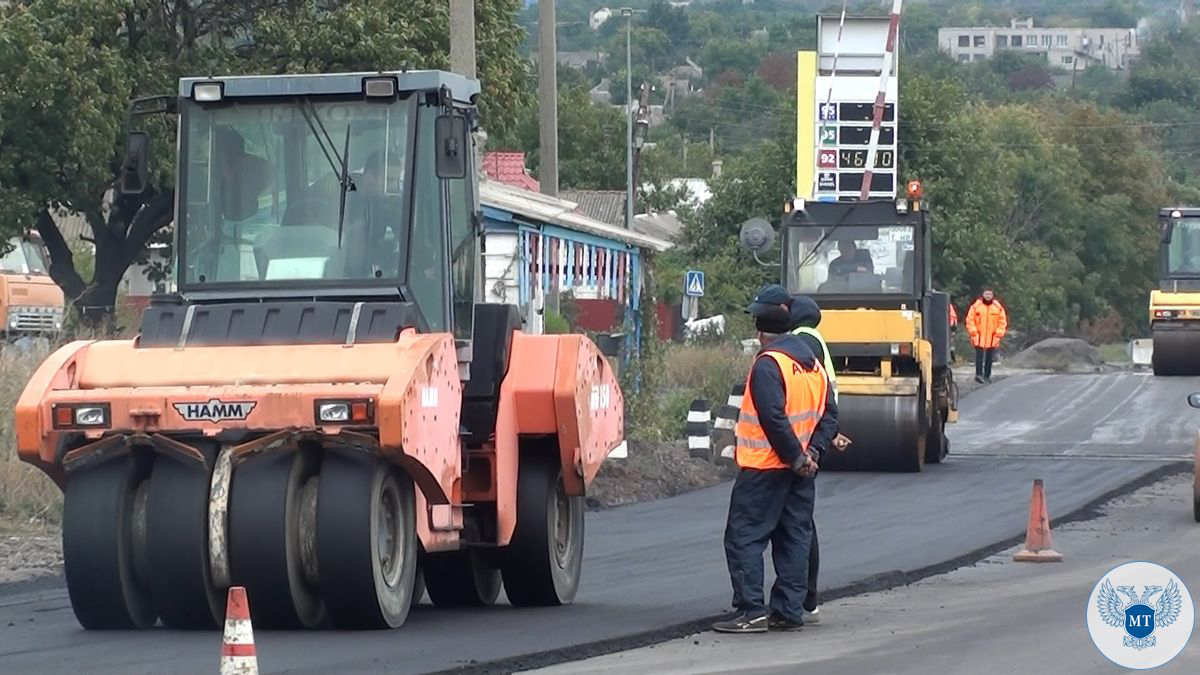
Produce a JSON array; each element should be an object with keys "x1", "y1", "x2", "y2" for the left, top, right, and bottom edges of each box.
[
  {"x1": 220, "y1": 586, "x2": 258, "y2": 675},
  {"x1": 861, "y1": 0, "x2": 903, "y2": 200},
  {"x1": 811, "y1": 0, "x2": 849, "y2": 198}
]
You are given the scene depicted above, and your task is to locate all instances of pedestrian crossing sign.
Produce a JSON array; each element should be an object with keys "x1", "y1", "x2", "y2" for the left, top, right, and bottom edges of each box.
[{"x1": 685, "y1": 270, "x2": 705, "y2": 297}]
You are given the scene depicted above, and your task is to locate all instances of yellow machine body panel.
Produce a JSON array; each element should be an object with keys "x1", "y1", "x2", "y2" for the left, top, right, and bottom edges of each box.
[
  {"x1": 819, "y1": 307, "x2": 922, "y2": 343},
  {"x1": 817, "y1": 308, "x2": 933, "y2": 408},
  {"x1": 1149, "y1": 289, "x2": 1200, "y2": 322}
]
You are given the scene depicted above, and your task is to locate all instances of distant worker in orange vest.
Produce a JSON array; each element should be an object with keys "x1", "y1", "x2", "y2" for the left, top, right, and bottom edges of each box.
[
  {"x1": 965, "y1": 288, "x2": 1008, "y2": 384},
  {"x1": 714, "y1": 284, "x2": 838, "y2": 634},
  {"x1": 948, "y1": 302, "x2": 959, "y2": 363}
]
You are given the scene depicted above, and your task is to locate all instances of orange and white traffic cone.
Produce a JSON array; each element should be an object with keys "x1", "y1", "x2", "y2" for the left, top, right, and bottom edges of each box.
[
  {"x1": 1013, "y1": 479, "x2": 1063, "y2": 563},
  {"x1": 220, "y1": 586, "x2": 258, "y2": 675}
]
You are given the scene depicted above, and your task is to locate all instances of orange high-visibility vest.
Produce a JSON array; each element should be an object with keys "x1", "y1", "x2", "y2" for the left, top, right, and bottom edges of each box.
[
  {"x1": 949, "y1": 304, "x2": 958, "y2": 326},
  {"x1": 734, "y1": 351, "x2": 828, "y2": 470},
  {"x1": 965, "y1": 298, "x2": 1008, "y2": 349}
]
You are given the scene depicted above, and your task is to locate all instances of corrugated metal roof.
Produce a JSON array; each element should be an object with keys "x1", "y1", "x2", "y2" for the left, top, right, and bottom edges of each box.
[
  {"x1": 559, "y1": 189, "x2": 625, "y2": 227},
  {"x1": 52, "y1": 209, "x2": 91, "y2": 244},
  {"x1": 633, "y1": 211, "x2": 685, "y2": 242},
  {"x1": 479, "y1": 180, "x2": 672, "y2": 252}
]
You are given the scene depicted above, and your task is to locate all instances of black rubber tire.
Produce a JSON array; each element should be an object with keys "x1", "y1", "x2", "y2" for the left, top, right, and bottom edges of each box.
[
  {"x1": 424, "y1": 549, "x2": 502, "y2": 607},
  {"x1": 925, "y1": 415, "x2": 948, "y2": 464},
  {"x1": 1193, "y1": 485, "x2": 1199, "y2": 523},
  {"x1": 316, "y1": 453, "x2": 418, "y2": 629},
  {"x1": 229, "y1": 450, "x2": 324, "y2": 629},
  {"x1": 500, "y1": 455, "x2": 584, "y2": 606},
  {"x1": 412, "y1": 560, "x2": 426, "y2": 609},
  {"x1": 146, "y1": 450, "x2": 221, "y2": 628},
  {"x1": 63, "y1": 453, "x2": 157, "y2": 629}
]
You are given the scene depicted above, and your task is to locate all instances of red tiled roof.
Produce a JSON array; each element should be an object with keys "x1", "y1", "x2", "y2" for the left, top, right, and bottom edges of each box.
[{"x1": 483, "y1": 152, "x2": 540, "y2": 191}]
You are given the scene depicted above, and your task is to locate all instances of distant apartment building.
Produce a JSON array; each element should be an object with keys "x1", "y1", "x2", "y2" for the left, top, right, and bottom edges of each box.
[{"x1": 938, "y1": 18, "x2": 1140, "y2": 71}]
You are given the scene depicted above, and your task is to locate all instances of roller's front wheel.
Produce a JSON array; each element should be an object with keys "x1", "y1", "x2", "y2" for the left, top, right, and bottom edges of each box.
[
  {"x1": 316, "y1": 453, "x2": 418, "y2": 628},
  {"x1": 145, "y1": 450, "x2": 222, "y2": 628},
  {"x1": 501, "y1": 456, "x2": 584, "y2": 606},
  {"x1": 424, "y1": 549, "x2": 502, "y2": 607},
  {"x1": 62, "y1": 453, "x2": 157, "y2": 629},
  {"x1": 228, "y1": 449, "x2": 324, "y2": 628}
]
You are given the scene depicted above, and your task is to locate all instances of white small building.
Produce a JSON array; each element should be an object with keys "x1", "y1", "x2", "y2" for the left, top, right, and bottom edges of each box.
[{"x1": 938, "y1": 18, "x2": 1140, "y2": 71}]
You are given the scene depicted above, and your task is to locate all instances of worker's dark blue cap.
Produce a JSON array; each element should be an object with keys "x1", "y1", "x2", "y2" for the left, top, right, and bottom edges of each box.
[{"x1": 746, "y1": 284, "x2": 792, "y2": 317}]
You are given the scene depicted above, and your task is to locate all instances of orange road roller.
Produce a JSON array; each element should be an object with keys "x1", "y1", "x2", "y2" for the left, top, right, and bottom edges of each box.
[{"x1": 14, "y1": 70, "x2": 625, "y2": 630}]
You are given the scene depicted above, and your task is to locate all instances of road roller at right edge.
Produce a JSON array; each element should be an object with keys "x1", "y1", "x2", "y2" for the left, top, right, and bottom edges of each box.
[
  {"x1": 1151, "y1": 207, "x2": 1200, "y2": 376},
  {"x1": 741, "y1": 183, "x2": 957, "y2": 472}
]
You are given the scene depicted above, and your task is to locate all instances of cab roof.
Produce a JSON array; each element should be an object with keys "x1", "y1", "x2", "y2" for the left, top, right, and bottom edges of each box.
[
  {"x1": 785, "y1": 198, "x2": 923, "y2": 227},
  {"x1": 178, "y1": 70, "x2": 480, "y2": 104},
  {"x1": 1161, "y1": 207, "x2": 1200, "y2": 218}
]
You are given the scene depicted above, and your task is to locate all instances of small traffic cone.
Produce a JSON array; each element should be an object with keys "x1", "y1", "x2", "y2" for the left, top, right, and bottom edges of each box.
[
  {"x1": 220, "y1": 586, "x2": 258, "y2": 675},
  {"x1": 1013, "y1": 479, "x2": 1063, "y2": 563}
]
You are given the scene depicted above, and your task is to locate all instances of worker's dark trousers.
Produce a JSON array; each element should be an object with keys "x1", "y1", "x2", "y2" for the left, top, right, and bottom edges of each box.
[
  {"x1": 803, "y1": 521, "x2": 819, "y2": 611},
  {"x1": 724, "y1": 468, "x2": 815, "y2": 622},
  {"x1": 975, "y1": 347, "x2": 995, "y2": 379}
]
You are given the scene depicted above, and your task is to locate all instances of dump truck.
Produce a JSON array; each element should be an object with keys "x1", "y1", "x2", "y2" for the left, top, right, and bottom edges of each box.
[
  {"x1": 14, "y1": 70, "x2": 625, "y2": 631},
  {"x1": 1150, "y1": 207, "x2": 1200, "y2": 375},
  {"x1": 740, "y1": 186, "x2": 957, "y2": 472},
  {"x1": 0, "y1": 232, "x2": 65, "y2": 338}
]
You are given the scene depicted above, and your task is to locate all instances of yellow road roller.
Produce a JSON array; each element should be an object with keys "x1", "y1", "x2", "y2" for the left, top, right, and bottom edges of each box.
[
  {"x1": 1151, "y1": 207, "x2": 1200, "y2": 376},
  {"x1": 741, "y1": 191, "x2": 957, "y2": 472}
]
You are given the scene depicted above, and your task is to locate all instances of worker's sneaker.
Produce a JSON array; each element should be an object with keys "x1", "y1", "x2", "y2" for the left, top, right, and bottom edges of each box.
[
  {"x1": 974, "y1": 375, "x2": 985, "y2": 384},
  {"x1": 767, "y1": 613, "x2": 804, "y2": 632},
  {"x1": 712, "y1": 612, "x2": 768, "y2": 633},
  {"x1": 803, "y1": 606, "x2": 821, "y2": 624}
]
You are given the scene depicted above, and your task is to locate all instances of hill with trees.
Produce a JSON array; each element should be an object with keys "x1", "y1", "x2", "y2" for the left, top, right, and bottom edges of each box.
[{"x1": 497, "y1": 0, "x2": 1200, "y2": 340}]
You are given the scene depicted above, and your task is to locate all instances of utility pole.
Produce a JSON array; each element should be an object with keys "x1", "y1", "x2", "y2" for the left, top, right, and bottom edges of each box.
[
  {"x1": 631, "y1": 82, "x2": 651, "y2": 204},
  {"x1": 538, "y1": 0, "x2": 559, "y2": 197},
  {"x1": 449, "y1": 0, "x2": 477, "y2": 77},
  {"x1": 623, "y1": 7, "x2": 634, "y2": 230}
]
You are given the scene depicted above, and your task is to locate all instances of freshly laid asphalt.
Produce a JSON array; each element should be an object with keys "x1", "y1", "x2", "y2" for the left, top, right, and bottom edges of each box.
[{"x1": 0, "y1": 369, "x2": 1195, "y2": 674}]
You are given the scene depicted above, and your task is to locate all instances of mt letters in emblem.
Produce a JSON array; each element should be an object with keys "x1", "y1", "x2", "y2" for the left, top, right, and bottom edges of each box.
[
  {"x1": 173, "y1": 399, "x2": 257, "y2": 423},
  {"x1": 1087, "y1": 561, "x2": 1194, "y2": 669}
]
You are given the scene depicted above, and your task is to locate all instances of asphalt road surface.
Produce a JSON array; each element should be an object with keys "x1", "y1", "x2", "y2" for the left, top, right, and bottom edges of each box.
[
  {"x1": 529, "y1": 474, "x2": 1200, "y2": 675},
  {"x1": 0, "y1": 370, "x2": 1194, "y2": 675}
]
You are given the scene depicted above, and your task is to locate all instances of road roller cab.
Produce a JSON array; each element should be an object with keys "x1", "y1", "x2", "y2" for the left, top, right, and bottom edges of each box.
[
  {"x1": 13, "y1": 71, "x2": 625, "y2": 631},
  {"x1": 1151, "y1": 208, "x2": 1200, "y2": 375},
  {"x1": 741, "y1": 190, "x2": 957, "y2": 472}
]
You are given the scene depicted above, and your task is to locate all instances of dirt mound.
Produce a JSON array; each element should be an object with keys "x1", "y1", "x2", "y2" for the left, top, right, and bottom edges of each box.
[
  {"x1": 1006, "y1": 337, "x2": 1104, "y2": 372},
  {"x1": 587, "y1": 440, "x2": 733, "y2": 509}
]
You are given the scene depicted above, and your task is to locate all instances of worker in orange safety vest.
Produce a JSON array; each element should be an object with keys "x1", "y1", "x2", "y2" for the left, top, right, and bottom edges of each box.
[
  {"x1": 965, "y1": 288, "x2": 1008, "y2": 384},
  {"x1": 713, "y1": 285, "x2": 838, "y2": 634},
  {"x1": 948, "y1": 301, "x2": 959, "y2": 363}
]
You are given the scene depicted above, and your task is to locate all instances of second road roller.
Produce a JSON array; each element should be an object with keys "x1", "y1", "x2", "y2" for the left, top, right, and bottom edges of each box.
[
  {"x1": 740, "y1": 183, "x2": 957, "y2": 472},
  {"x1": 1151, "y1": 207, "x2": 1200, "y2": 375}
]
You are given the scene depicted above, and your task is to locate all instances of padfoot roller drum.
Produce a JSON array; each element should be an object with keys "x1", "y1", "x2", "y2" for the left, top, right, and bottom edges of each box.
[
  {"x1": 818, "y1": 394, "x2": 926, "y2": 473},
  {"x1": 1152, "y1": 330, "x2": 1200, "y2": 376}
]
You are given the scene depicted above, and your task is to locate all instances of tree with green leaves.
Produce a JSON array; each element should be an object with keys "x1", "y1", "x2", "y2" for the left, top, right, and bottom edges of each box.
[{"x1": 0, "y1": 0, "x2": 529, "y2": 324}]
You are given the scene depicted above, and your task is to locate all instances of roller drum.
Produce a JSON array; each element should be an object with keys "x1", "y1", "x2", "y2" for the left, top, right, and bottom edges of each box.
[
  {"x1": 1151, "y1": 329, "x2": 1200, "y2": 376},
  {"x1": 819, "y1": 394, "x2": 925, "y2": 473}
]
